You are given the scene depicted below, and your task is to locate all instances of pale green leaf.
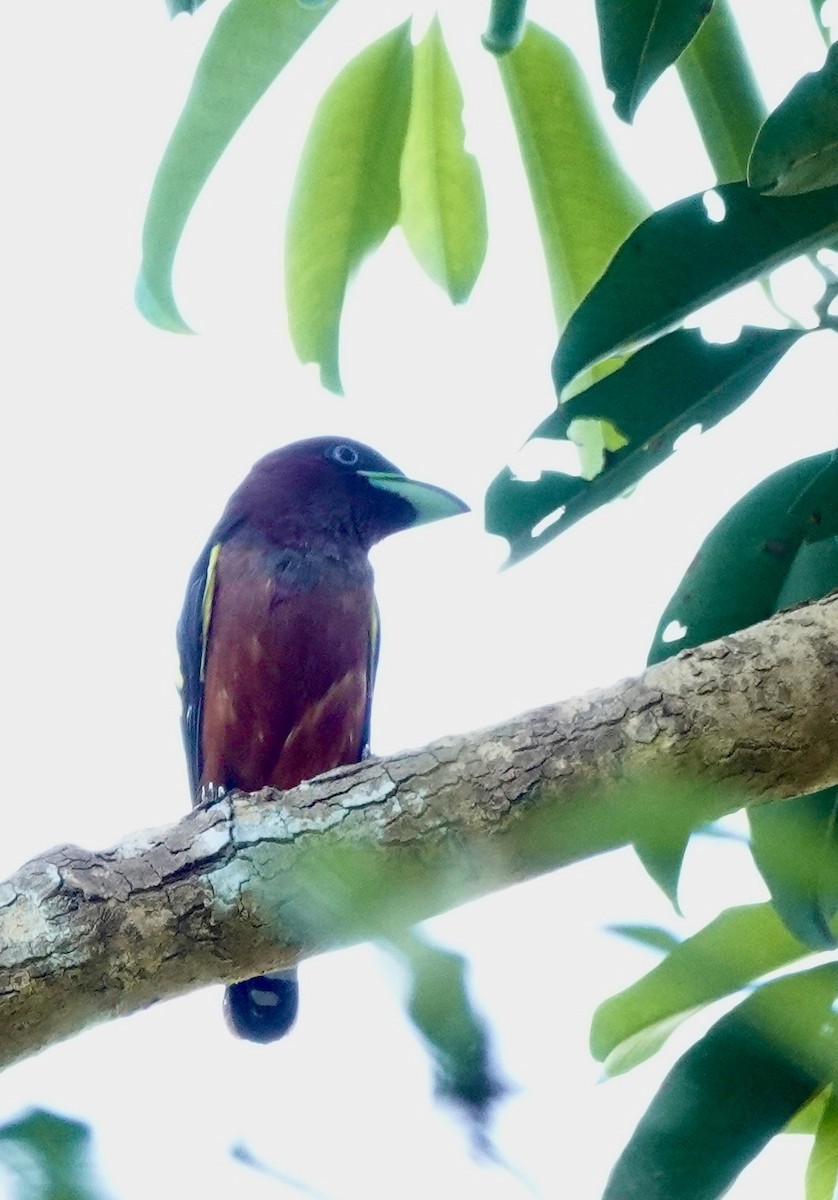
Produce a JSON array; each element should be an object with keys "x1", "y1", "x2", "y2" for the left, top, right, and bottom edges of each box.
[
  {"x1": 138, "y1": 0, "x2": 338, "y2": 332},
  {"x1": 807, "y1": 1093, "x2": 838, "y2": 1200},
  {"x1": 285, "y1": 22, "x2": 413, "y2": 392},
  {"x1": 399, "y1": 17, "x2": 487, "y2": 303},
  {"x1": 499, "y1": 22, "x2": 649, "y2": 329}
]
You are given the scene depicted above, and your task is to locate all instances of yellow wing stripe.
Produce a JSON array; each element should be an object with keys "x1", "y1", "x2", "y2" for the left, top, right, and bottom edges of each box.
[{"x1": 200, "y1": 542, "x2": 222, "y2": 682}]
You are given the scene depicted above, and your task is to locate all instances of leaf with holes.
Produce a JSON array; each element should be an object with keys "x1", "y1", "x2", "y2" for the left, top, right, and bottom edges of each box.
[
  {"x1": 647, "y1": 450, "x2": 838, "y2": 664},
  {"x1": 399, "y1": 17, "x2": 487, "y2": 303},
  {"x1": 286, "y1": 22, "x2": 413, "y2": 393},
  {"x1": 592, "y1": 903, "x2": 812, "y2": 1076},
  {"x1": 595, "y1": 0, "x2": 715, "y2": 123},
  {"x1": 137, "y1": 0, "x2": 338, "y2": 332},
  {"x1": 553, "y1": 181, "x2": 838, "y2": 392},
  {"x1": 603, "y1": 966, "x2": 838, "y2": 1200},
  {"x1": 485, "y1": 325, "x2": 801, "y2": 563},
  {"x1": 749, "y1": 42, "x2": 838, "y2": 195}
]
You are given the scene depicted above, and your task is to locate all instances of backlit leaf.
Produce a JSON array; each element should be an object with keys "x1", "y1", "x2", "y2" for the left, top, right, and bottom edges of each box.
[
  {"x1": 499, "y1": 23, "x2": 649, "y2": 329},
  {"x1": 592, "y1": 903, "x2": 811, "y2": 1071},
  {"x1": 137, "y1": 0, "x2": 338, "y2": 332},
  {"x1": 285, "y1": 22, "x2": 413, "y2": 393},
  {"x1": 399, "y1": 18, "x2": 487, "y2": 303}
]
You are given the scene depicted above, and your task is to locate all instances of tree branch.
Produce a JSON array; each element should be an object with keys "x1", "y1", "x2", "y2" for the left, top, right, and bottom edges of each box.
[{"x1": 2, "y1": 595, "x2": 837, "y2": 1070}]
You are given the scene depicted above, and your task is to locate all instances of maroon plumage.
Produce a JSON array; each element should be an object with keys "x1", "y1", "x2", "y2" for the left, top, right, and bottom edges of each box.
[{"x1": 177, "y1": 437, "x2": 467, "y2": 1042}]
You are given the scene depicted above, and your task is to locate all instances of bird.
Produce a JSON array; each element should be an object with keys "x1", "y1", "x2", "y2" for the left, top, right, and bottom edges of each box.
[{"x1": 177, "y1": 436, "x2": 469, "y2": 1043}]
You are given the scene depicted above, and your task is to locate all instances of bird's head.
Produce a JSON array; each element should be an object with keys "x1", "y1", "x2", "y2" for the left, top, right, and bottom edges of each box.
[{"x1": 226, "y1": 437, "x2": 469, "y2": 550}]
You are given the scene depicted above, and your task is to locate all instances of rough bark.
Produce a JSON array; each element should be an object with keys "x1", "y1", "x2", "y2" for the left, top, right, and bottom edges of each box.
[{"x1": 1, "y1": 594, "x2": 837, "y2": 1070}]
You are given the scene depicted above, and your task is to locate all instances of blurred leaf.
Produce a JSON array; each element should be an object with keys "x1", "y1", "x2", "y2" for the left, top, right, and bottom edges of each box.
[
  {"x1": 787, "y1": 1086, "x2": 830, "y2": 1135},
  {"x1": 595, "y1": 0, "x2": 714, "y2": 123},
  {"x1": 0, "y1": 1110, "x2": 109, "y2": 1200},
  {"x1": 607, "y1": 924, "x2": 682, "y2": 955},
  {"x1": 806, "y1": 1092, "x2": 838, "y2": 1200},
  {"x1": 750, "y1": 788, "x2": 838, "y2": 951},
  {"x1": 749, "y1": 42, "x2": 838, "y2": 195},
  {"x1": 592, "y1": 903, "x2": 811, "y2": 1073},
  {"x1": 166, "y1": 0, "x2": 206, "y2": 13},
  {"x1": 604, "y1": 965, "x2": 838, "y2": 1200},
  {"x1": 487, "y1": 325, "x2": 800, "y2": 562},
  {"x1": 499, "y1": 22, "x2": 649, "y2": 329},
  {"x1": 386, "y1": 931, "x2": 506, "y2": 1144},
  {"x1": 399, "y1": 17, "x2": 487, "y2": 302},
  {"x1": 482, "y1": 0, "x2": 527, "y2": 55},
  {"x1": 648, "y1": 450, "x2": 838, "y2": 664},
  {"x1": 285, "y1": 22, "x2": 413, "y2": 393},
  {"x1": 137, "y1": 0, "x2": 338, "y2": 332},
  {"x1": 553, "y1": 182, "x2": 838, "y2": 391},
  {"x1": 676, "y1": 0, "x2": 767, "y2": 184}
]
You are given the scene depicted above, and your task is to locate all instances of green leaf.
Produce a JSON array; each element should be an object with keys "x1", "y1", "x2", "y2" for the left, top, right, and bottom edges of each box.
[
  {"x1": 807, "y1": 1092, "x2": 838, "y2": 1200},
  {"x1": 750, "y1": 788, "x2": 838, "y2": 951},
  {"x1": 0, "y1": 1109, "x2": 109, "y2": 1200},
  {"x1": 591, "y1": 903, "x2": 812, "y2": 1073},
  {"x1": 553, "y1": 181, "x2": 838, "y2": 392},
  {"x1": 499, "y1": 23, "x2": 649, "y2": 329},
  {"x1": 749, "y1": 42, "x2": 838, "y2": 195},
  {"x1": 482, "y1": 0, "x2": 527, "y2": 55},
  {"x1": 399, "y1": 17, "x2": 487, "y2": 303},
  {"x1": 604, "y1": 965, "x2": 838, "y2": 1200},
  {"x1": 595, "y1": 0, "x2": 715, "y2": 123},
  {"x1": 385, "y1": 931, "x2": 505, "y2": 1141},
  {"x1": 676, "y1": 0, "x2": 767, "y2": 184},
  {"x1": 648, "y1": 451, "x2": 838, "y2": 664},
  {"x1": 285, "y1": 22, "x2": 413, "y2": 393},
  {"x1": 486, "y1": 325, "x2": 801, "y2": 563},
  {"x1": 137, "y1": 0, "x2": 338, "y2": 332}
]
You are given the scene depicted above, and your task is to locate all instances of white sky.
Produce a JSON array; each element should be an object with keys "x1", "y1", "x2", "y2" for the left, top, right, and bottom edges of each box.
[{"x1": 1, "y1": 0, "x2": 836, "y2": 1197}]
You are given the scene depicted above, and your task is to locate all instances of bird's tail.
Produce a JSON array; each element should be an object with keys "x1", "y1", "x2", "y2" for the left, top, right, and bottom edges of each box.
[{"x1": 223, "y1": 969, "x2": 299, "y2": 1043}]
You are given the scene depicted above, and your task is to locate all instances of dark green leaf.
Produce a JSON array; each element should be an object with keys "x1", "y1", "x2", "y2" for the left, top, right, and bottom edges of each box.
[
  {"x1": 788, "y1": 450, "x2": 838, "y2": 542},
  {"x1": 386, "y1": 931, "x2": 505, "y2": 1144},
  {"x1": 749, "y1": 42, "x2": 838, "y2": 195},
  {"x1": 806, "y1": 1091, "x2": 838, "y2": 1200},
  {"x1": 676, "y1": 0, "x2": 766, "y2": 184},
  {"x1": 607, "y1": 924, "x2": 682, "y2": 955},
  {"x1": 285, "y1": 22, "x2": 413, "y2": 393},
  {"x1": 592, "y1": 903, "x2": 811, "y2": 1074},
  {"x1": 0, "y1": 1109, "x2": 109, "y2": 1200},
  {"x1": 482, "y1": 0, "x2": 527, "y2": 55},
  {"x1": 487, "y1": 325, "x2": 801, "y2": 563},
  {"x1": 604, "y1": 966, "x2": 838, "y2": 1200},
  {"x1": 595, "y1": 0, "x2": 714, "y2": 123},
  {"x1": 399, "y1": 17, "x2": 487, "y2": 302},
  {"x1": 648, "y1": 450, "x2": 838, "y2": 664},
  {"x1": 750, "y1": 788, "x2": 838, "y2": 951},
  {"x1": 785, "y1": 1086, "x2": 830, "y2": 1135},
  {"x1": 137, "y1": 0, "x2": 338, "y2": 332},
  {"x1": 499, "y1": 23, "x2": 649, "y2": 328},
  {"x1": 553, "y1": 182, "x2": 838, "y2": 392}
]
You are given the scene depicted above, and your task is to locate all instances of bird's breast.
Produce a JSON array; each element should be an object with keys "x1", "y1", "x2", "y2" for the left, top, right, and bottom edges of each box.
[{"x1": 200, "y1": 540, "x2": 375, "y2": 794}]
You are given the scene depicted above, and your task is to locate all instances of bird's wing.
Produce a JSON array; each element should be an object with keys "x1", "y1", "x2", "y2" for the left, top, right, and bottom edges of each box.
[
  {"x1": 177, "y1": 538, "x2": 223, "y2": 802},
  {"x1": 361, "y1": 596, "x2": 381, "y2": 758}
]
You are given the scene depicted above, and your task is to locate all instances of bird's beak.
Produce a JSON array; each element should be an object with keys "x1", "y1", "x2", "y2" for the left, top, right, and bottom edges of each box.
[{"x1": 359, "y1": 472, "x2": 470, "y2": 527}]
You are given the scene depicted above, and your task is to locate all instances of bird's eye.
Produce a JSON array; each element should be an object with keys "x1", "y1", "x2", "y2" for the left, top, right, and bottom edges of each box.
[{"x1": 330, "y1": 444, "x2": 359, "y2": 467}]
